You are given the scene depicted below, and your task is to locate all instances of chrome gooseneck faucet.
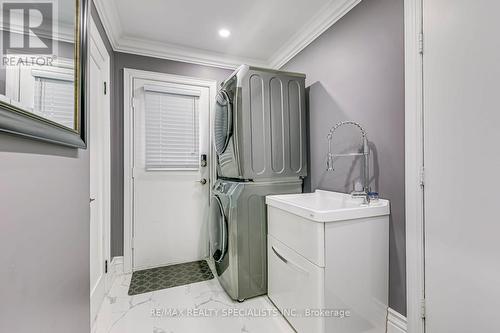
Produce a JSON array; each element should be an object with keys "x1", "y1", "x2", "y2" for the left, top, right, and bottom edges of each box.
[{"x1": 326, "y1": 121, "x2": 370, "y2": 201}]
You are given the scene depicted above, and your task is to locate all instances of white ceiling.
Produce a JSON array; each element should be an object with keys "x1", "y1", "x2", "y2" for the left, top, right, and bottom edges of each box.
[{"x1": 94, "y1": 0, "x2": 361, "y2": 69}]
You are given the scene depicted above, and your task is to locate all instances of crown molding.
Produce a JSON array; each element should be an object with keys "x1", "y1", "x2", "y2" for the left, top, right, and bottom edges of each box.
[
  {"x1": 2, "y1": 13, "x2": 75, "y2": 43},
  {"x1": 114, "y1": 35, "x2": 265, "y2": 70},
  {"x1": 268, "y1": 0, "x2": 362, "y2": 69},
  {"x1": 93, "y1": 0, "x2": 122, "y2": 50},
  {"x1": 93, "y1": 0, "x2": 361, "y2": 70}
]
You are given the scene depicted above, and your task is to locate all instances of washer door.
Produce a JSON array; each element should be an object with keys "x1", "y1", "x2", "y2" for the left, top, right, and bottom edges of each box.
[
  {"x1": 209, "y1": 195, "x2": 227, "y2": 263},
  {"x1": 214, "y1": 90, "x2": 232, "y2": 155}
]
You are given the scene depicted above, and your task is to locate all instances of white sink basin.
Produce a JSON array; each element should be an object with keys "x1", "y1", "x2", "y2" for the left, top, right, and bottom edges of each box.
[{"x1": 266, "y1": 190, "x2": 390, "y2": 222}]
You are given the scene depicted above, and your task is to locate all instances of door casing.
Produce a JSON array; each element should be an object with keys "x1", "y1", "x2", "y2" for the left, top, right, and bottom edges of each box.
[{"x1": 404, "y1": 0, "x2": 425, "y2": 332}]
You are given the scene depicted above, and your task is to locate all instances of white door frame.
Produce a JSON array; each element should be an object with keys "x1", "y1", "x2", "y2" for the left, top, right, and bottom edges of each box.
[
  {"x1": 89, "y1": 16, "x2": 111, "y2": 320},
  {"x1": 123, "y1": 68, "x2": 217, "y2": 273},
  {"x1": 404, "y1": 0, "x2": 425, "y2": 332}
]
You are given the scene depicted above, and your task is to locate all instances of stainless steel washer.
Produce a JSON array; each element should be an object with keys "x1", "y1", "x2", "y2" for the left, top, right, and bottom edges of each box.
[{"x1": 209, "y1": 179, "x2": 303, "y2": 301}]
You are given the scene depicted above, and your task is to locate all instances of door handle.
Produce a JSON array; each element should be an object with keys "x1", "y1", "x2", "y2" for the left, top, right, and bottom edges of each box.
[
  {"x1": 90, "y1": 198, "x2": 95, "y2": 203},
  {"x1": 272, "y1": 246, "x2": 308, "y2": 274},
  {"x1": 272, "y1": 246, "x2": 288, "y2": 264},
  {"x1": 196, "y1": 178, "x2": 207, "y2": 185}
]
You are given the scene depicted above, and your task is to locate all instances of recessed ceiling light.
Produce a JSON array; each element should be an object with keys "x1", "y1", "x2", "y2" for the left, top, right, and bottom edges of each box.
[{"x1": 218, "y1": 29, "x2": 231, "y2": 38}]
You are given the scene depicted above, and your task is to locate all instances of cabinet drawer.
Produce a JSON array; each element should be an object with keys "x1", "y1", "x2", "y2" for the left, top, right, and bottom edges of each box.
[
  {"x1": 268, "y1": 235, "x2": 325, "y2": 333},
  {"x1": 268, "y1": 206, "x2": 325, "y2": 266}
]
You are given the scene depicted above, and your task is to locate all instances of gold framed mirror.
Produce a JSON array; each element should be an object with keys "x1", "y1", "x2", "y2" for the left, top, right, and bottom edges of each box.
[{"x1": 0, "y1": 0, "x2": 88, "y2": 148}]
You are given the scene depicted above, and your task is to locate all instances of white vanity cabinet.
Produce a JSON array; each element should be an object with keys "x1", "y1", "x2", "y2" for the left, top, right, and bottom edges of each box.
[{"x1": 266, "y1": 190, "x2": 390, "y2": 333}]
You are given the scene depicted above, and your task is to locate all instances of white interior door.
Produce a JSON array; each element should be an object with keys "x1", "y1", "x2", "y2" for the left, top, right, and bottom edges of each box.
[
  {"x1": 89, "y1": 20, "x2": 111, "y2": 323},
  {"x1": 132, "y1": 77, "x2": 210, "y2": 270},
  {"x1": 423, "y1": 1, "x2": 500, "y2": 332}
]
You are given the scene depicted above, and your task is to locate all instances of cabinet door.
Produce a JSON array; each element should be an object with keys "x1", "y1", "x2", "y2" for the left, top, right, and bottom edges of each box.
[{"x1": 268, "y1": 235, "x2": 325, "y2": 333}]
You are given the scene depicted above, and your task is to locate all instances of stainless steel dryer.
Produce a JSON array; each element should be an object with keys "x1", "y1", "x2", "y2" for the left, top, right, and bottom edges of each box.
[
  {"x1": 209, "y1": 179, "x2": 302, "y2": 301},
  {"x1": 214, "y1": 65, "x2": 308, "y2": 181}
]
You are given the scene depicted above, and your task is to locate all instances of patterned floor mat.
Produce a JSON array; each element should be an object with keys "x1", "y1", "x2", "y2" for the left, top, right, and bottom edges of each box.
[{"x1": 128, "y1": 260, "x2": 214, "y2": 295}]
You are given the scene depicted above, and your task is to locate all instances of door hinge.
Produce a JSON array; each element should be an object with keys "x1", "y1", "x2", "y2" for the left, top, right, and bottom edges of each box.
[
  {"x1": 418, "y1": 32, "x2": 424, "y2": 55},
  {"x1": 104, "y1": 81, "x2": 107, "y2": 95},
  {"x1": 131, "y1": 237, "x2": 135, "y2": 249},
  {"x1": 420, "y1": 298, "x2": 426, "y2": 319},
  {"x1": 419, "y1": 166, "x2": 425, "y2": 188},
  {"x1": 132, "y1": 97, "x2": 138, "y2": 110},
  {"x1": 104, "y1": 260, "x2": 108, "y2": 274}
]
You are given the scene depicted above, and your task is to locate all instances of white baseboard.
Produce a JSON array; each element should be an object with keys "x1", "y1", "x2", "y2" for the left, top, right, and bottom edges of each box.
[
  {"x1": 387, "y1": 308, "x2": 407, "y2": 333},
  {"x1": 111, "y1": 256, "x2": 124, "y2": 273},
  {"x1": 105, "y1": 256, "x2": 124, "y2": 292}
]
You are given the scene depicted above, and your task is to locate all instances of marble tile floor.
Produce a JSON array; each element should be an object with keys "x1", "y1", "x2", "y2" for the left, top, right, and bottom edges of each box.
[{"x1": 92, "y1": 271, "x2": 295, "y2": 333}]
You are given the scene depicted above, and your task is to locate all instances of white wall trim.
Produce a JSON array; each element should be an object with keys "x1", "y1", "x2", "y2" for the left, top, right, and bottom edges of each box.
[
  {"x1": 111, "y1": 256, "x2": 124, "y2": 275},
  {"x1": 92, "y1": 0, "x2": 122, "y2": 50},
  {"x1": 89, "y1": 15, "x2": 112, "y2": 325},
  {"x1": 113, "y1": 35, "x2": 264, "y2": 70},
  {"x1": 89, "y1": 16, "x2": 112, "y2": 276},
  {"x1": 404, "y1": 0, "x2": 425, "y2": 333},
  {"x1": 387, "y1": 308, "x2": 408, "y2": 333},
  {"x1": 93, "y1": 0, "x2": 360, "y2": 69},
  {"x1": 123, "y1": 68, "x2": 217, "y2": 273},
  {"x1": 0, "y1": 22, "x2": 75, "y2": 44},
  {"x1": 269, "y1": 0, "x2": 361, "y2": 69},
  {"x1": 123, "y1": 69, "x2": 133, "y2": 274}
]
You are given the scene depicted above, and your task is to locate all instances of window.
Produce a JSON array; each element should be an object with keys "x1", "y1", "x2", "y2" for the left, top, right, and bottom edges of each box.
[
  {"x1": 144, "y1": 86, "x2": 200, "y2": 170},
  {"x1": 4, "y1": 57, "x2": 75, "y2": 129},
  {"x1": 33, "y1": 76, "x2": 75, "y2": 128}
]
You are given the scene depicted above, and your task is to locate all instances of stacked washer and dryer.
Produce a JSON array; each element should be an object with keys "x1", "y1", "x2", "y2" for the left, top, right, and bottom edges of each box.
[{"x1": 209, "y1": 65, "x2": 308, "y2": 301}]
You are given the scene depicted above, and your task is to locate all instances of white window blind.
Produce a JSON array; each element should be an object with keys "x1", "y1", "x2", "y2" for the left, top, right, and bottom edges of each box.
[
  {"x1": 33, "y1": 76, "x2": 75, "y2": 128},
  {"x1": 144, "y1": 88, "x2": 200, "y2": 170}
]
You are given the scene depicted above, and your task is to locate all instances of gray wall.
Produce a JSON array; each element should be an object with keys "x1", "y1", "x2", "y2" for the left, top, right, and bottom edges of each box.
[
  {"x1": 282, "y1": 0, "x2": 406, "y2": 314},
  {"x1": 0, "y1": 6, "x2": 113, "y2": 332},
  {"x1": 0, "y1": 126, "x2": 90, "y2": 332},
  {"x1": 110, "y1": 52, "x2": 232, "y2": 257}
]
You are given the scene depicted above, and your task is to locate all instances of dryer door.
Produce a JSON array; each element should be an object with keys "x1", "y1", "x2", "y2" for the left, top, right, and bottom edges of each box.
[
  {"x1": 209, "y1": 194, "x2": 228, "y2": 263},
  {"x1": 214, "y1": 90, "x2": 232, "y2": 155}
]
